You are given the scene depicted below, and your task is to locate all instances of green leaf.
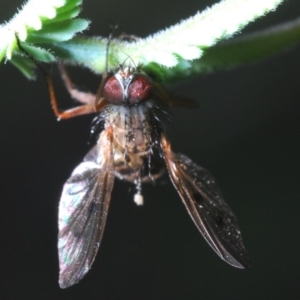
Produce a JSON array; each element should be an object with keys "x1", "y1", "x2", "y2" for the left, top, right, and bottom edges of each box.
[
  {"x1": 0, "y1": 0, "x2": 87, "y2": 62},
  {"x1": 98, "y1": 0, "x2": 285, "y2": 68},
  {"x1": 1, "y1": 0, "x2": 297, "y2": 83},
  {"x1": 157, "y1": 16, "x2": 300, "y2": 83},
  {"x1": 15, "y1": 43, "x2": 55, "y2": 63},
  {"x1": 27, "y1": 19, "x2": 90, "y2": 43},
  {"x1": 47, "y1": 16, "x2": 300, "y2": 84},
  {"x1": 0, "y1": 47, "x2": 5, "y2": 62},
  {"x1": 49, "y1": 37, "x2": 108, "y2": 70},
  {"x1": 9, "y1": 56, "x2": 37, "y2": 79},
  {"x1": 55, "y1": 0, "x2": 82, "y2": 15},
  {"x1": 44, "y1": 7, "x2": 81, "y2": 23},
  {"x1": 195, "y1": 16, "x2": 300, "y2": 74}
]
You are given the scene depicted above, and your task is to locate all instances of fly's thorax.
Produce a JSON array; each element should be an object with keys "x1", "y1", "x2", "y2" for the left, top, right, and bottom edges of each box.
[{"x1": 104, "y1": 101, "x2": 154, "y2": 157}]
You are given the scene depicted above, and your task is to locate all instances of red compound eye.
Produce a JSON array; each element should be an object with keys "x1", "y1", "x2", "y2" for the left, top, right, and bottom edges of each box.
[
  {"x1": 103, "y1": 76, "x2": 123, "y2": 104},
  {"x1": 127, "y1": 75, "x2": 152, "y2": 104}
]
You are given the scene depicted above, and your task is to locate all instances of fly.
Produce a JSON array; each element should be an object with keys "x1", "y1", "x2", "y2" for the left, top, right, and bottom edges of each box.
[
  {"x1": 54, "y1": 64, "x2": 251, "y2": 288},
  {"x1": 16, "y1": 35, "x2": 251, "y2": 288}
]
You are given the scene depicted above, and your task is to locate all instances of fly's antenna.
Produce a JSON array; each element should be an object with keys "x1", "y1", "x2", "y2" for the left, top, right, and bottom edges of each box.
[
  {"x1": 118, "y1": 33, "x2": 140, "y2": 69},
  {"x1": 120, "y1": 54, "x2": 137, "y2": 70},
  {"x1": 105, "y1": 23, "x2": 118, "y2": 73},
  {"x1": 94, "y1": 24, "x2": 117, "y2": 107},
  {"x1": 105, "y1": 34, "x2": 112, "y2": 73}
]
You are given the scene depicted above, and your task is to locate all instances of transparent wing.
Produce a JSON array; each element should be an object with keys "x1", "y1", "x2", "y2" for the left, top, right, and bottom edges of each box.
[
  {"x1": 58, "y1": 129, "x2": 114, "y2": 288},
  {"x1": 161, "y1": 135, "x2": 251, "y2": 269}
]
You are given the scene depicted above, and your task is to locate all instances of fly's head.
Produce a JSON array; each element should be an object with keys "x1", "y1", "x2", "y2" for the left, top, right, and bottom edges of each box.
[{"x1": 103, "y1": 66, "x2": 152, "y2": 106}]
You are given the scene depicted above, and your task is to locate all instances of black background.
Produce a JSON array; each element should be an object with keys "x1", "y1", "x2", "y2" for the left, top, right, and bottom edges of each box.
[{"x1": 1, "y1": 0, "x2": 300, "y2": 299}]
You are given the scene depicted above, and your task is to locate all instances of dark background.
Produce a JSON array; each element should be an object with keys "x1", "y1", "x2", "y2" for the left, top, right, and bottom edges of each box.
[{"x1": 1, "y1": 0, "x2": 300, "y2": 299}]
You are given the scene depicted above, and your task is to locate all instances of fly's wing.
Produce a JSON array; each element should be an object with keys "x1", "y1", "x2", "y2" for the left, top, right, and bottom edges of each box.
[
  {"x1": 161, "y1": 135, "x2": 251, "y2": 269},
  {"x1": 58, "y1": 128, "x2": 114, "y2": 288}
]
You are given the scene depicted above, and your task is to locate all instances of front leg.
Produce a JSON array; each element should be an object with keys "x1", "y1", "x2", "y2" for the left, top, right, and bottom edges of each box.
[
  {"x1": 46, "y1": 64, "x2": 109, "y2": 120},
  {"x1": 58, "y1": 63, "x2": 96, "y2": 104},
  {"x1": 46, "y1": 72, "x2": 106, "y2": 120}
]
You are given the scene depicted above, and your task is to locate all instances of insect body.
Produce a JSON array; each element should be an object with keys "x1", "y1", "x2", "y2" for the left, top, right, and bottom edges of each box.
[{"x1": 53, "y1": 65, "x2": 251, "y2": 288}]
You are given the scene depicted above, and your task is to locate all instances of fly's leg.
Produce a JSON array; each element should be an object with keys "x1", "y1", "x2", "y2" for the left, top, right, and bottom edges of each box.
[
  {"x1": 15, "y1": 33, "x2": 108, "y2": 120},
  {"x1": 53, "y1": 27, "x2": 115, "y2": 119},
  {"x1": 58, "y1": 63, "x2": 96, "y2": 104},
  {"x1": 45, "y1": 72, "x2": 100, "y2": 120},
  {"x1": 55, "y1": 64, "x2": 109, "y2": 120}
]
